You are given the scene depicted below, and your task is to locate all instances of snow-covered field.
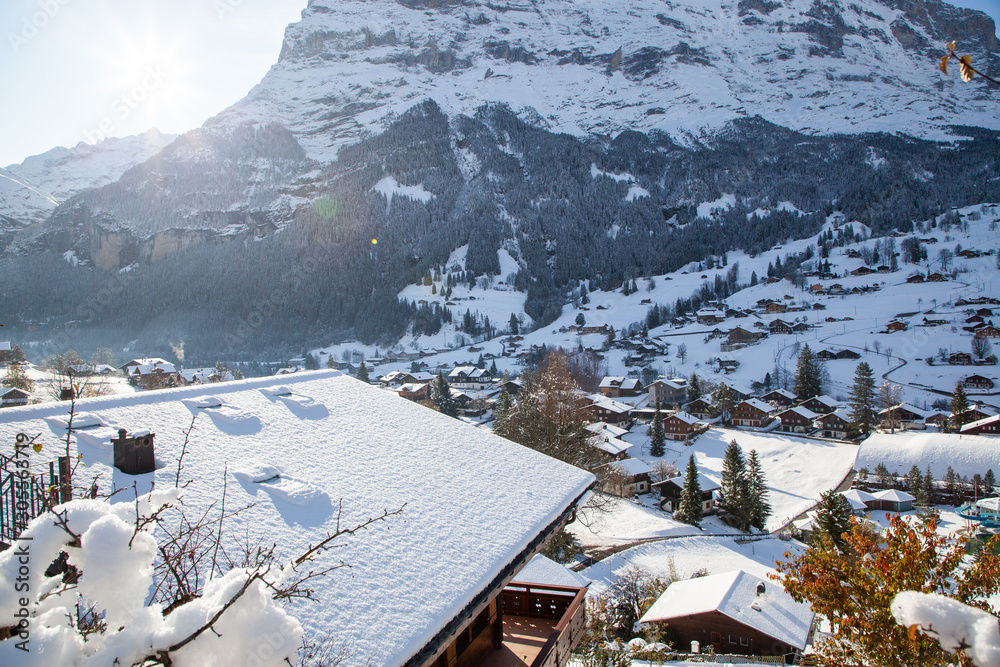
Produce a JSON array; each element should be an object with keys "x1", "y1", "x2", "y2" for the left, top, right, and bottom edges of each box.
[{"x1": 857, "y1": 432, "x2": 1000, "y2": 480}]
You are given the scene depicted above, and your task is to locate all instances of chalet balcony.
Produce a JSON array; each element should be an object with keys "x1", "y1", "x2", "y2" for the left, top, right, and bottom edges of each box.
[{"x1": 481, "y1": 582, "x2": 588, "y2": 667}]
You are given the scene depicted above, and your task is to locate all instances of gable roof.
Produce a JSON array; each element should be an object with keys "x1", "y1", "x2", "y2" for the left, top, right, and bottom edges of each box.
[
  {"x1": 665, "y1": 411, "x2": 701, "y2": 425},
  {"x1": 738, "y1": 398, "x2": 774, "y2": 413},
  {"x1": 0, "y1": 370, "x2": 594, "y2": 666},
  {"x1": 512, "y1": 554, "x2": 589, "y2": 589},
  {"x1": 603, "y1": 457, "x2": 653, "y2": 477},
  {"x1": 653, "y1": 472, "x2": 720, "y2": 493},
  {"x1": 638, "y1": 570, "x2": 813, "y2": 650},
  {"x1": 780, "y1": 406, "x2": 819, "y2": 420},
  {"x1": 875, "y1": 488, "x2": 916, "y2": 502}
]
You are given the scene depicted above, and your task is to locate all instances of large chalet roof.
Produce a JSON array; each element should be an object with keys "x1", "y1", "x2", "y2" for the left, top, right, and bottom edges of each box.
[
  {"x1": 0, "y1": 371, "x2": 594, "y2": 666},
  {"x1": 638, "y1": 570, "x2": 813, "y2": 650},
  {"x1": 738, "y1": 398, "x2": 774, "y2": 413},
  {"x1": 599, "y1": 376, "x2": 642, "y2": 390},
  {"x1": 652, "y1": 472, "x2": 720, "y2": 493},
  {"x1": 665, "y1": 411, "x2": 701, "y2": 425}
]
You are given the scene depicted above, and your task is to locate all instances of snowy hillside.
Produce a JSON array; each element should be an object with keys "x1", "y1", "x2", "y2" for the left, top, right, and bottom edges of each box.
[
  {"x1": 217, "y1": 0, "x2": 1000, "y2": 162},
  {"x1": 366, "y1": 202, "x2": 1000, "y2": 413}
]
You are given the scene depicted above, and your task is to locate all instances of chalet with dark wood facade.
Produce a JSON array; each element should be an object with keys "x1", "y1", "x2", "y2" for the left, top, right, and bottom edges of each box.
[
  {"x1": 638, "y1": 571, "x2": 813, "y2": 663},
  {"x1": 815, "y1": 410, "x2": 857, "y2": 440},
  {"x1": 768, "y1": 319, "x2": 793, "y2": 335},
  {"x1": 662, "y1": 412, "x2": 703, "y2": 441},
  {"x1": 777, "y1": 406, "x2": 819, "y2": 433},
  {"x1": 960, "y1": 414, "x2": 1000, "y2": 435},
  {"x1": 761, "y1": 389, "x2": 796, "y2": 408},
  {"x1": 950, "y1": 352, "x2": 973, "y2": 365},
  {"x1": 0, "y1": 388, "x2": 29, "y2": 408},
  {"x1": 963, "y1": 375, "x2": 995, "y2": 390},
  {"x1": 684, "y1": 398, "x2": 714, "y2": 420},
  {"x1": 800, "y1": 395, "x2": 839, "y2": 415},
  {"x1": 731, "y1": 399, "x2": 773, "y2": 428},
  {"x1": 600, "y1": 458, "x2": 653, "y2": 497},
  {"x1": 653, "y1": 473, "x2": 720, "y2": 515},
  {"x1": 598, "y1": 376, "x2": 643, "y2": 398}
]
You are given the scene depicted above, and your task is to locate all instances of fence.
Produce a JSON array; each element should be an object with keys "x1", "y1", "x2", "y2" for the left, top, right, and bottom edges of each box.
[{"x1": 0, "y1": 434, "x2": 71, "y2": 547}]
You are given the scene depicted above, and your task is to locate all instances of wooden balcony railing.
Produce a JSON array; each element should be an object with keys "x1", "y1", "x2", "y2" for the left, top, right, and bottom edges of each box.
[{"x1": 501, "y1": 583, "x2": 588, "y2": 667}]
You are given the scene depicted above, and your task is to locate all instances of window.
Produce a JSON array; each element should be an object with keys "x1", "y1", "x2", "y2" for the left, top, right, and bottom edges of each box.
[
  {"x1": 730, "y1": 634, "x2": 737, "y2": 644},
  {"x1": 740, "y1": 636, "x2": 749, "y2": 646},
  {"x1": 710, "y1": 632, "x2": 722, "y2": 644}
]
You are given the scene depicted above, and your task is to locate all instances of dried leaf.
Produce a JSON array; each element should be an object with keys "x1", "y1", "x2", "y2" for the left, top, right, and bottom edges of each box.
[
  {"x1": 32, "y1": 443, "x2": 42, "y2": 453},
  {"x1": 946, "y1": 40, "x2": 956, "y2": 52},
  {"x1": 960, "y1": 55, "x2": 974, "y2": 82},
  {"x1": 939, "y1": 55, "x2": 949, "y2": 75}
]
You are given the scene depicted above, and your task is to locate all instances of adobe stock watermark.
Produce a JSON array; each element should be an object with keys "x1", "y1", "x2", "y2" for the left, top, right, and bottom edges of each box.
[
  {"x1": 8, "y1": 0, "x2": 71, "y2": 54},
  {"x1": 82, "y1": 65, "x2": 168, "y2": 146},
  {"x1": 10, "y1": 435, "x2": 33, "y2": 653},
  {"x1": 213, "y1": 0, "x2": 244, "y2": 21}
]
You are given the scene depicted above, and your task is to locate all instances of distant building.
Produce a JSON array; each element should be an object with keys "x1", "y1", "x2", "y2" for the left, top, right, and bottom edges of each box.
[
  {"x1": 653, "y1": 472, "x2": 720, "y2": 514},
  {"x1": 647, "y1": 378, "x2": 688, "y2": 406},
  {"x1": 638, "y1": 570, "x2": 814, "y2": 663},
  {"x1": 599, "y1": 376, "x2": 644, "y2": 398}
]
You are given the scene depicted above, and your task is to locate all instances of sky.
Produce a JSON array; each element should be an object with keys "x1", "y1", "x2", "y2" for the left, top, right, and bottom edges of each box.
[
  {"x1": 0, "y1": 0, "x2": 306, "y2": 167},
  {"x1": 0, "y1": 0, "x2": 998, "y2": 168}
]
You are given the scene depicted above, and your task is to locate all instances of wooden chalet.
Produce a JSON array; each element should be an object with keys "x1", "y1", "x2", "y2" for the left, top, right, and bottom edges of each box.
[
  {"x1": 448, "y1": 366, "x2": 493, "y2": 390},
  {"x1": 684, "y1": 398, "x2": 714, "y2": 420},
  {"x1": 638, "y1": 571, "x2": 813, "y2": 663},
  {"x1": 600, "y1": 458, "x2": 653, "y2": 497},
  {"x1": 653, "y1": 473, "x2": 720, "y2": 515},
  {"x1": 816, "y1": 349, "x2": 838, "y2": 361},
  {"x1": 696, "y1": 309, "x2": 726, "y2": 325},
  {"x1": 0, "y1": 388, "x2": 29, "y2": 408},
  {"x1": 800, "y1": 395, "x2": 839, "y2": 415},
  {"x1": 647, "y1": 379, "x2": 687, "y2": 406},
  {"x1": 727, "y1": 327, "x2": 765, "y2": 345},
  {"x1": 976, "y1": 324, "x2": 1000, "y2": 339},
  {"x1": 764, "y1": 301, "x2": 788, "y2": 314},
  {"x1": 963, "y1": 374, "x2": 995, "y2": 390},
  {"x1": 815, "y1": 410, "x2": 857, "y2": 440},
  {"x1": 976, "y1": 308, "x2": 995, "y2": 318},
  {"x1": 598, "y1": 376, "x2": 643, "y2": 398},
  {"x1": 886, "y1": 320, "x2": 908, "y2": 333},
  {"x1": 761, "y1": 389, "x2": 797, "y2": 408},
  {"x1": 768, "y1": 319, "x2": 793, "y2": 335},
  {"x1": 960, "y1": 414, "x2": 1000, "y2": 435},
  {"x1": 777, "y1": 406, "x2": 819, "y2": 433},
  {"x1": 850, "y1": 266, "x2": 876, "y2": 276},
  {"x1": 924, "y1": 412, "x2": 950, "y2": 429},
  {"x1": 836, "y1": 349, "x2": 861, "y2": 360},
  {"x1": 0, "y1": 343, "x2": 11, "y2": 365},
  {"x1": 397, "y1": 382, "x2": 431, "y2": 402},
  {"x1": 905, "y1": 273, "x2": 925, "y2": 284},
  {"x1": 791, "y1": 322, "x2": 810, "y2": 333},
  {"x1": 879, "y1": 403, "x2": 928, "y2": 429},
  {"x1": 927, "y1": 273, "x2": 945, "y2": 282},
  {"x1": 580, "y1": 396, "x2": 632, "y2": 425},
  {"x1": 380, "y1": 370, "x2": 435, "y2": 387},
  {"x1": 731, "y1": 399, "x2": 773, "y2": 427},
  {"x1": 662, "y1": 411, "x2": 703, "y2": 441},
  {"x1": 949, "y1": 352, "x2": 973, "y2": 365}
]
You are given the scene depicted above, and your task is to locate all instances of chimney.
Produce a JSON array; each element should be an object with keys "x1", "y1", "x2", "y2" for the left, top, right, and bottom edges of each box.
[
  {"x1": 756, "y1": 582, "x2": 766, "y2": 596},
  {"x1": 112, "y1": 429, "x2": 156, "y2": 475}
]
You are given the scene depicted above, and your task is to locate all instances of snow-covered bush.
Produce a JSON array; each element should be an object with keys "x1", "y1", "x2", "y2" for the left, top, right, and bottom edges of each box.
[{"x1": 891, "y1": 591, "x2": 1000, "y2": 667}]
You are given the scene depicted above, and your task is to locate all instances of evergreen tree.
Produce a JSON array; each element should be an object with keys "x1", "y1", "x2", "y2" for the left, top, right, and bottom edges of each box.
[
  {"x1": 326, "y1": 355, "x2": 336, "y2": 369},
  {"x1": 575, "y1": 313, "x2": 586, "y2": 327},
  {"x1": 812, "y1": 490, "x2": 854, "y2": 549},
  {"x1": 712, "y1": 384, "x2": 737, "y2": 424},
  {"x1": 687, "y1": 374, "x2": 702, "y2": 402},
  {"x1": 488, "y1": 360, "x2": 499, "y2": 376},
  {"x1": 922, "y1": 465, "x2": 934, "y2": 506},
  {"x1": 944, "y1": 466, "x2": 957, "y2": 495},
  {"x1": 985, "y1": 469, "x2": 996, "y2": 496},
  {"x1": 674, "y1": 454, "x2": 703, "y2": 527},
  {"x1": 649, "y1": 407, "x2": 666, "y2": 458},
  {"x1": 509, "y1": 313, "x2": 519, "y2": 335},
  {"x1": 906, "y1": 465, "x2": 925, "y2": 504},
  {"x1": 493, "y1": 389, "x2": 514, "y2": 436},
  {"x1": 476, "y1": 353, "x2": 486, "y2": 369},
  {"x1": 356, "y1": 359, "x2": 370, "y2": 383},
  {"x1": 950, "y1": 382, "x2": 970, "y2": 429},
  {"x1": 720, "y1": 440, "x2": 750, "y2": 531},
  {"x1": 746, "y1": 449, "x2": 771, "y2": 531},
  {"x1": 875, "y1": 462, "x2": 892, "y2": 487},
  {"x1": 848, "y1": 362, "x2": 877, "y2": 435},
  {"x1": 579, "y1": 282, "x2": 589, "y2": 305},
  {"x1": 431, "y1": 371, "x2": 458, "y2": 418},
  {"x1": 793, "y1": 343, "x2": 822, "y2": 400}
]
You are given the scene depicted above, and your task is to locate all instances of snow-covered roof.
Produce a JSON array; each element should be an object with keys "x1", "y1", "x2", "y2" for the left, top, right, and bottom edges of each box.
[
  {"x1": 666, "y1": 411, "x2": 701, "y2": 425},
  {"x1": 961, "y1": 414, "x2": 1000, "y2": 432},
  {"x1": 585, "y1": 422, "x2": 630, "y2": 438},
  {"x1": 875, "y1": 489, "x2": 916, "y2": 502},
  {"x1": 841, "y1": 489, "x2": 875, "y2": 505},
  {"x1": 653, "y1": 472, "x2": 720, "y2": 493},
  {"x1": 650, "y1": 378, "x2": 686, "y2": 390},
  {"x1": 587, "y1": 394, "x2": 632, "y2": 414},
  {"x1": 599, "y1": 376, "x2": 642, "y2": 389},
  {"x1": 511, "y1": 554, "x2": 590, "y2": 589},
  {"x1": 0, "y1": 342, "x2": 10, "y2": 352},
  {"x1": 810, "y1": 395, "x2": 840, "y2": 408},
  {"x1": 603, "y1": 458, "x2": 653, "y2": 477},
  {"x1": 880, "y1": 402, "x2": 928, "y2": 418},
  {"x1": 740, "y1": 398, "x2": 774, "y2": 413},
  {"x1": 591, "y1": 436, "x2": 633, "y2": 457},
  {"x1": 764, "y1": 389, "x2": 797, "y2": 400},
  {"x1": 638, "y1": 570, "x2": 813, "y2": 650},
  {"x1": 0, "y1": 370, "x2": 595, "y2": 666},
  {"x1": 780, "y1": 406, "x2": 820, "y2": 420},
  {"x1": 857, "y1": 432, "x2": 1000, "y2": 480},
  {"x1": 134, "y1": 362, "x2": 177, "y2": 375}
]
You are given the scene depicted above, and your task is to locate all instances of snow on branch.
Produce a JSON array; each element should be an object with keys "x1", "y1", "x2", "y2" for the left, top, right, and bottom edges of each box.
[{"x1": 891, "y1": 591, "x2": 1000, "y2": 667}]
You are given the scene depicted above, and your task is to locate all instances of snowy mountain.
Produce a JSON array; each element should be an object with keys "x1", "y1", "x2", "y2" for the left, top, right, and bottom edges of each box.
[
  {"x1": 217, "y1": 0, "x2": 1000, "y2": 162},
  {"x1": 0, "y1": 129, "x2": 176, "y2": 241}
]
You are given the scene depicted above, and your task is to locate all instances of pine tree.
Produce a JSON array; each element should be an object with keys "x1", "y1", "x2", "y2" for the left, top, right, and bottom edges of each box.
[
  {"x1": 944, "y1": 466, "x2": 957, "y2": 495},
  {"x1": 356, "y1": 360, "x2": 370, "y2": 383},
  {"x1": 674, "y1": 455, "x2": 703, "y2": 527},
  {"x1": 687, "y1": 374, "x2": 702, "y2": 402},
  {"x1": 985, "y1": 469, "x2": 996, "y2": 496},
  {"x1": 431, "y1": 371, "x2": 457, "y2": 418},
  {"x1": 712, "y1": 384, "x2": 736, "y2": 424},
  {"x1": 848, "y1": 362, "x2": 877, "y2": 435},
  {"x1": 793, "y1": 343, "x2": 822, "y2": 400},
  {"x1": 488, "y1": 360, "x2": 498, "y2": 376},
  {"x1": 950, "y1": 382, "x2": 970, "y2": 429},
  {"x1": 812, "y1": 490, "x2": 853, "y2": 549},
  {"x1": 493, "y1": 389, "x2": 514, "y2": 437},
  {"x1": 922, "y1": 465, "x2": 934, "y2": 506},
  {"x1": 509, "y1": 313, "x2": 519, "y2": 335},
  {"x1": 746, "y1": 449, "x2": 771, "y2": 531},
  {"x1": 649, "y1": 407, "x2": 666, "y2": 458},
  {"x1": 906, "y1": 465, "x2": 925, "y2": 504},
  {"x1": 720, "y1": 440, "x2": 750, "y2": 531}
]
